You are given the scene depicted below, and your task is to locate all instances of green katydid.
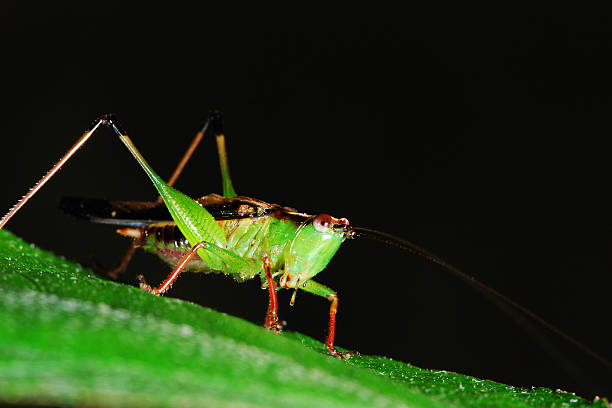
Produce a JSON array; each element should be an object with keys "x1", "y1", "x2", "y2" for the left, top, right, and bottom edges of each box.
[
  {"x1": 1, "y1": 111, "x2": 610, "y2": 365},
  {"x1": 0, "y1": 112, "x2": 355, "y2": 357}
]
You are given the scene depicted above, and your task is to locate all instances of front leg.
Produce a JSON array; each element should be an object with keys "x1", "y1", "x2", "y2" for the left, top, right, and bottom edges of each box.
[{"x1": 300, "y1": 279, "x2": 354, "y2": 359}]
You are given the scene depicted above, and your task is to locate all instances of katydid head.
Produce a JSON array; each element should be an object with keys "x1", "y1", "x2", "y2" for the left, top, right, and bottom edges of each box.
[{"x1": 281, "y1": 214, "x2": 353, "y2": 288}]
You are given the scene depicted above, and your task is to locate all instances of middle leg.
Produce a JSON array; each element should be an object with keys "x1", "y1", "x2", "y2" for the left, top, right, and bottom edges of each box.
[{"x1": 263, "y1": 254, "x2": 283, "y2": 333}]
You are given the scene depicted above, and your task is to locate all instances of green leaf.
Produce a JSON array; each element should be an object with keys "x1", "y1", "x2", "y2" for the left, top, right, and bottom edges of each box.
[{"x1": 0, "y1": 230, "x2": 607, "y2": 408}]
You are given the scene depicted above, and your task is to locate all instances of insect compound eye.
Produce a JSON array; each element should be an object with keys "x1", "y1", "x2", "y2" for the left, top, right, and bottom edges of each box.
[{"x1": 313, "y1": 214, "x2": 333, "y2": 233}]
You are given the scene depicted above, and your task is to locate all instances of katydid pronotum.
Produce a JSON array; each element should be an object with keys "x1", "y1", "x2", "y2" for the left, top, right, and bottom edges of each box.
[{"x1": 1, "y1": 112, "x2": 610, "y2": 368}]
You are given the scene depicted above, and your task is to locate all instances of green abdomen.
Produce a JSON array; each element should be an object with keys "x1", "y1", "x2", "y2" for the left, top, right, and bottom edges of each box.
[{"x1": 140, "y1": 216, "x2": 289, "y2": 277}]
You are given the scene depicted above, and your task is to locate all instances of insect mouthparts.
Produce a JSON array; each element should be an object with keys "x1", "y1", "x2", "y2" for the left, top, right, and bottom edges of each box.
[
  {"x1": 334, "y1": 222, "x2": 355, "y2": 238},
  {"x1": 347, "y1": 227, "x2": 357, "y2": 239}
]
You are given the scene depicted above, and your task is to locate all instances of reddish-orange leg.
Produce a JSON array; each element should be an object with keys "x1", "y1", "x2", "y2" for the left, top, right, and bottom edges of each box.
[
  {"x1": 138, "y1": 241, "x2": 209, "y2": 295},
  {"x1": 155, "y1": 116, "x2": 210, "y2": 203},
  {"x1": 300, "y1": 279, "x2": 355, "y2": 358},
  {"x1": 93, "y1": 240, "x2": 141, "y2": 279},
  {"x1": 263, "y1": 255, "x2": 282, "y2": 333},
  {"x1": 325, "y1": 293, "x2": 355, "y2": 359},
  {"x1": 326, "y1": 293, "x2": 342, "y2": 356}
]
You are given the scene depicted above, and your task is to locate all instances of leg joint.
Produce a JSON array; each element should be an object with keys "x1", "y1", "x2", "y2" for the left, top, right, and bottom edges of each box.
[
  {"x1": 193, "y1": 241, "x2": 209, "y2": 250},
  {"x1": 209, "y1": 109, "x2": 224, "y2": 135},
  {"x1": 326, "y1": 291, "x2": 338, "y2": 302},
  {"x1": 96, "y1": 114, "x2": 126, "y2": 136}
]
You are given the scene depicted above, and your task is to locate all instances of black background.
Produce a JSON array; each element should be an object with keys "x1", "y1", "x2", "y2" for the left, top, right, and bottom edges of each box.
[{"x1": 1, "y1": 5, "x2": 611, "y2": 400}]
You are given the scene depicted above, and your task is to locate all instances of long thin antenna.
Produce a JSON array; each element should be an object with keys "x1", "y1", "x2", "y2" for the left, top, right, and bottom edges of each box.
[
  {"x1": 353, "y1": 226, "x2": 612, "y2": 370},
  {"x1": 0, "y1": 119, "x2": 105, "y2": 230}
]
